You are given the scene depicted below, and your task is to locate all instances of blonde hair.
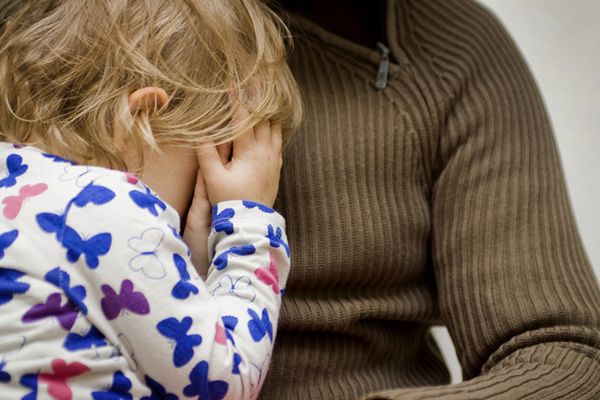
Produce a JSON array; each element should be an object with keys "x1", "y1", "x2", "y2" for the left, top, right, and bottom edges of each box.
[{"x1": 0, "y1": 0, "x2": 302, "y2": 170}]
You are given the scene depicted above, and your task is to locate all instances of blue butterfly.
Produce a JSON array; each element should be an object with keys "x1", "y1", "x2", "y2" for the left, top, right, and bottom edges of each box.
[
  {"x1": 129, "y1": 186, "x2": 166, "y2": 217},
  {"x1": 91, "y1": 371, "x2": 132, "y2": 400},
  {"x1": 0, "y1": 267, "x2": 30, "y2": 306},
  {"x1": 36, "y1": 212, "x2": 112, "y2": 269},
  {"x1": 266, "y1": 225, "x2": 290, "y2": 257},
  {"x1": 212, "y1": 207, "x2": 235, "y2": 235},
  {"x1": 0, "y1": 154, "x2": 28, "y2": 188},
  {"x1": 36, "y1": 212, "x2": 65, "y2": 235},
  {"x1": 242, "y1": 200, "x2": 275, "y2": 214},
  {"x1": 141, "y1": 375, "x2": 178, "y2": 400},
  {"x1": 183, "y1": 361, "x2": 229, "y2": 400},
  {"x1": 0, "y1": 361, "x2": 10, "y2": 382},
  {"x1": 157, "y1": 316, "x2": 202, "y2": 368},
  {"x1": 62, "y1": 226, "x2": 112, "y2": 269},
  {"x1": 64, "y1": 326, "x2": 107, "y2": 351},
  {"x1": 221, "y1": 316, "x2": 241, "y2": 375},
  {"x1": 171, "y1": 254, "x2": 199, "y2": 300},
  {"x1": 0, "y1": 229, "x2": 18, "y2": 259},
  {"x1": 212, "y1": 245, "x2": 256, "y2": 271},
  {"x1": 45, "y1": 267, "x2": 87, "y2": 314},
  {"x1": 20, "y1": 373, "x2": 37, "y2": 400},
  {"x1": 247, "y1": 308, "x2": 273, "y2": 343},
  {"x1": 42, "y1": 153, "x2": 76, "y2": 165},
  {"x1": 222, "y1": 316, "x2": 238, "y2": 345},
  {"x1": 72, "y1": 184, "x2": 115, "y2": 208}
]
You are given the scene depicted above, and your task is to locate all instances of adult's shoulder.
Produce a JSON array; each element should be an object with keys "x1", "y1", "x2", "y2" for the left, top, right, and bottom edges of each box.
[{"x1": 393, "y1": 0, "x2": 525, "y2": 98}]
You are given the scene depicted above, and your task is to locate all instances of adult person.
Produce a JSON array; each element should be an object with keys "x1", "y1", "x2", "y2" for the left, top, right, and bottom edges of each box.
[{"x1": 258, "y1": 0, "x2": 600, "y2": 398}]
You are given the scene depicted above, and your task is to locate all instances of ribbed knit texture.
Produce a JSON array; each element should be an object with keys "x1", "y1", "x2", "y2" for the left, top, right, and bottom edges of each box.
[{"x1": 260, "y1": 1, "x2": 600, "y2": 399}]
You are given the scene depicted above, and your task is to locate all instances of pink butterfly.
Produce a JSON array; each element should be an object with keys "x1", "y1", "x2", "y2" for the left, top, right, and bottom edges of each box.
[
  {"x1": 2, "y1": 183, "x2": 48, "y2": 220},
  {"x1": 215, "y1": 322, "x2": 227, "y2": 345},
  {"x1": 101, "y1": 279, "x2": 150, "y2": 320},
  {"x1": 124, "y1": 172, "x2": 139, "y2": 185},
  {"x1": 39, "y1": 359, "x2": 90, "y2": 400},
  {"x1": 254, "y1": 253, "x2": 279, "y2": 294}
]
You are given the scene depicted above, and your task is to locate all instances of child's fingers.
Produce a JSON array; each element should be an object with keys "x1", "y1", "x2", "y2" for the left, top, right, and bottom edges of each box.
[
  {"x1": 230, "y1": 103, "x2": 255, "y2": 153},
  {"x1": 196, "y1": 143, "x2": 223, "y2": 178}
]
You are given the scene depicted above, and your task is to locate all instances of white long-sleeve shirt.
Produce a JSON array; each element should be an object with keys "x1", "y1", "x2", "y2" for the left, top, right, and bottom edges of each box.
[{"x1": 0, "y1": 142, "x2": 290, "y2": 400}]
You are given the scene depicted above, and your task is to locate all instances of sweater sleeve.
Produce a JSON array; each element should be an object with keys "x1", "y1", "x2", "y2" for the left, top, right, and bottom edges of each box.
[{"x1": 365, "y1": 1, "x2": 600, "y2": 399}]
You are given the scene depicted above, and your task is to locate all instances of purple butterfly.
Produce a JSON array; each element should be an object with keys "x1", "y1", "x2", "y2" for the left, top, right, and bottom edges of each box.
[
  {"x1": 22, "y1": 293, "x2": 79, "y2": 330},
  {"x1": 101, "y1": 280, "x2": 150, "y2": 320}
]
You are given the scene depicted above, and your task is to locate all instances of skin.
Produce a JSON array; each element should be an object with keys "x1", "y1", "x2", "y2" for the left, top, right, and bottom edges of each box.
[{"x1": 125, "y1": 87, "x2": 283, "y2": 277}]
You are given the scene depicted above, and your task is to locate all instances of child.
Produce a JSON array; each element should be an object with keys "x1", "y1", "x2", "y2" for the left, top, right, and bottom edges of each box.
[{"x1": 0, "y1": 0, "x2": 301, "y2": 399}]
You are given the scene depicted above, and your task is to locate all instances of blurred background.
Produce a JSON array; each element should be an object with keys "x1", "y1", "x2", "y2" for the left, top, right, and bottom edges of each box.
[{"x1": 431, "y1": 0, "x2": 600, "y2": 383}]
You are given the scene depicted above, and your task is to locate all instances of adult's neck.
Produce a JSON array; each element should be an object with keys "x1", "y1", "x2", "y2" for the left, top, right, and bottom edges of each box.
[{"x1": 279, "y1": 0, "x2": 388, "y2": 49}]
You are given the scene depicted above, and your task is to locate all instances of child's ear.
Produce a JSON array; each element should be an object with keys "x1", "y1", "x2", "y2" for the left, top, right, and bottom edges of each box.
[{"x1": 127, "y1": 87, "x2": 169, "y2": 113}]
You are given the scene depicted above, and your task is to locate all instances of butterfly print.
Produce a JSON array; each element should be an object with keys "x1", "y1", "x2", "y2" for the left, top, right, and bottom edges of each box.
[
  {"x1": 254, "y1": 253, "x2": 280, "y2": 294},
  {"x1": 62, "y1": 226, "x2": 112, "y2": 269},
  {"x1": 141, "y1": 375, "x2": 178, "y2": 400},
  {"x1": 36, "y1": 212, "x2": 112, "y2": 269},
  {"x1": 212, "y1": 206, "x2": 235, "y2": 235},
  {"x1": 209, "y1": 274, "x2": 257, "y2": 303},
  {"x1": 45, "y1": 267, "x2": 87, "y2": 314},
  {"x1": 0, "y1": 229, "x2": 18, "y2": 259},
  {"x1": 124, "y1": 172, "x2": 139, "y2": 185},
  {"x1": 20, "y1": 373, "x2": 38, "y2": 400},
  {"x1": 0, "y1": 267, "x2": 30, "y2": 306},
  {"x1": 101, "y1": 280, "x2": 150, "y2": 320},
  {"x1": 215, "y1": 316, "x2": 242, "y2": 375},
  {"x1": 59, "y1": 167, "x2": 110, "y2": 188},
  {"x1": 213, "y1": 245, "x2": 256, "y2": 271},
  {"x1": 111, "y1": 333, "x2": 139, "y2": 372},
  {"x1": 171, "y1": 253, "x2": 199, "y2": 300},
  {"x1": 71, "y1": 183, "x2": 116, "y2": 208},
  {"x1": 247, "y1": 308, "x2": 273, "y2": 343},
  {"x1": 2, "y1": 183, "x2": 47, "y2": 220},
  {"x1": 42, "y1": 153, "x2": 76, "y2": 165},
  {"x1": 0, "y1": 154, "x2": 28, "y2": 188},
  {"x1": 38, "y1": 359, "x2": 90, "y2": 400},
  {"x1": 91, "y1": 371, "x2": 132, "y2": 400},
  {"x1": 63, "y1": 326, "x2": 107, "y2": 352},
  {"x1": 184, "y1": 361, "x2": 229, "y2": 400},
  {"x1": 0, "y1": 360, "x2": 10, "y2": 382},
  {"x1": 242, "y1": 200, "x2": 275, "y2": 214},
  {"x1": 266, "y1": 224, "x2": 290, "y2": 257},
  {"x1": 129, "y1": 186, "x2": 166, "y2": 217},
  {"x1": 127, "y1": 228, "x2": 167, "y2": 280},
  {"x1": 157, "y1": 316, "x2": 202, "y2": 368},
  {"x1": 22, "y1": 293, "x2": 79, "y2": 330}
]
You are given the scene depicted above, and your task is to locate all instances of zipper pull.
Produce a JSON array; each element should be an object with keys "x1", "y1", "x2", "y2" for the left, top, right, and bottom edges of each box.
[{"x1": 375, "y1": 42, "x2": 390, "y2": 90}]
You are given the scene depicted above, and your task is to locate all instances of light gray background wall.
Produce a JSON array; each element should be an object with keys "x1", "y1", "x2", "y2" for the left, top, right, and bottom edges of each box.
[{"x1": 431, "y1": 0, "x2": 600, "y2": 384}]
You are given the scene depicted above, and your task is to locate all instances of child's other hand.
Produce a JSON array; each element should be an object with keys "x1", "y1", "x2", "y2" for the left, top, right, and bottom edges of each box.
[
  {"x1": 197, "y1": 119, "x2": 283, "y2": 208},
  {"x1": 183, "y1": 168, "x2": 211, "y2": 279}
]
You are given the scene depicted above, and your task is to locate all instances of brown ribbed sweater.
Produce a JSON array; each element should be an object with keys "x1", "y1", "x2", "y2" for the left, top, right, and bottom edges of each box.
[{"x1": 260, "y1": 0, "x2": 600, "y2": 399}]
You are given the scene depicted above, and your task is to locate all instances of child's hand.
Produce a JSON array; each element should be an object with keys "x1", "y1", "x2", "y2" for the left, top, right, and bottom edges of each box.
[
  {"x1": 182, "y1": 168, "x2": 212, "y2": 278},
  {"x1": 197, "y1": 119, "x2": 283, "y2": 208}
]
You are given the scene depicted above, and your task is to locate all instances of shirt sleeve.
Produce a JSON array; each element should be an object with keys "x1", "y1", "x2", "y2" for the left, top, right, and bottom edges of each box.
[
  {"x1": 63, "y1": 183, "x2": 290, "y2": 400},
  {"x1": 364, "y1": 1, "x2": 600, "y2": 399}
]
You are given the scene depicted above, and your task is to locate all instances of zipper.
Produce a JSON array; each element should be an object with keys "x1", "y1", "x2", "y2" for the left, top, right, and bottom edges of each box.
[{"x1": 375, "y1": 42, "x2": 390, "y2": 90}]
